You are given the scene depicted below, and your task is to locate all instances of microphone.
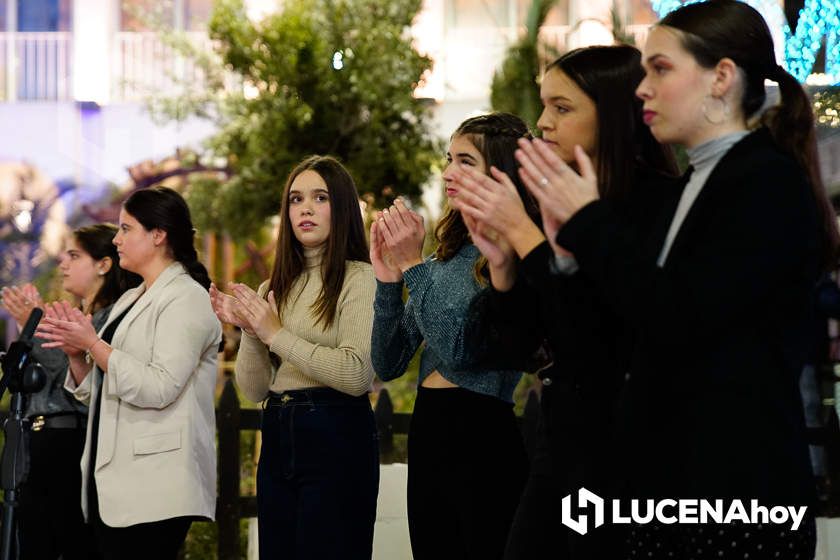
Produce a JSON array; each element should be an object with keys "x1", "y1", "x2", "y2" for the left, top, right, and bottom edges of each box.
[
  {"x1": 1, "y1": 308, "x2": 43, "y2": 376},
  {"x1": 17, "y1": 308, "x2": 42, "y2": 343}
]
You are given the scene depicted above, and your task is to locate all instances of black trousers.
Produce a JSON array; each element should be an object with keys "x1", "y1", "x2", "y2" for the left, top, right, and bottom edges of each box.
[
  {"x1": 88, "y1": 461, "x2": 192, "y2": 560},
  {"x1": 504, "y1": 381, "x2": 623, "y2": 560},
  {"x1": 407, "y1": 386, "x2": 528, "y2": 560},
  {"x1": 17, "y1": 418, "x2": 98, "y2": 560},
  {"x1": 92, "y1": 516, "x2": 192, "y2": 560},
  {"x1": 257, "y1": 388, "x2": 380, "y2": 560}
]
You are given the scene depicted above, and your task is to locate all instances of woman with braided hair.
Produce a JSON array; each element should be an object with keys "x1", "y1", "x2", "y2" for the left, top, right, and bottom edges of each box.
[
  {"x1": 36, "y1": 186, "x2": 221, "y2": 559},
  {"x1": 370, "y1": 112, "x2": 537, "y2": 560}
]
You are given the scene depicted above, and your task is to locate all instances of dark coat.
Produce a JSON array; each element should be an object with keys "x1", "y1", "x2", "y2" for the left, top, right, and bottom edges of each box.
[
  {"x1": 467, "y1": 165, "x2": 681, "y2": 559},
  {"x1": 557, "y1": 127, "x2": 820, "y2": 507}
]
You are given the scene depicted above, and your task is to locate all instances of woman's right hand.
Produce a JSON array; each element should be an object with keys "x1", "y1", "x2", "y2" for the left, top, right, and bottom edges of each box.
[
  {"x1": 210, "y1": 283, "x2": 255, "y2": 336},
  {"x1": 370, "y1": 216, "x2": 403, "y2": 283}
]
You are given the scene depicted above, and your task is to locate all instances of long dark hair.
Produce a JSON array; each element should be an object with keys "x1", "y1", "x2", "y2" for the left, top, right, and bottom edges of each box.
[
  {"x1": 546, "y1": 45, "x2": 678, "y2": 200},
  {"x1": 436, "y1": 112, "x2": 538, "y2": 276},
  {"x1": 74, "y1": 223, "x2": 142, "y2": 313},
  {"x1": 269, "y1": 155, "x2": 369, "y2": 329},
  {"x1": 660, "y1": 0, "x2": 840, "y2": 269},
  {"x1": 123, "y1": 186, "x2": 212, "y2": 290}
]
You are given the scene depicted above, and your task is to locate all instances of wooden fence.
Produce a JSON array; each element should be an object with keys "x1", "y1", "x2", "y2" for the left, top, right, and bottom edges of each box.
[
  {"x1": 210, "y1": 367, "x2": 840, "y2": 559},
  {"x1": 212, "y1": 376, "x2": 542, "y2": 559}
]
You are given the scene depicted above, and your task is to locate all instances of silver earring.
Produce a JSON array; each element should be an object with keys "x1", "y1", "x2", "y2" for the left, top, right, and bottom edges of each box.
[{"x1": 702, "y1": 95, "x2": 730, "y2": 125}]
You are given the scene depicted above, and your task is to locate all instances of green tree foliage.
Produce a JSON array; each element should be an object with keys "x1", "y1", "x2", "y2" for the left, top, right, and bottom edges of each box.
[
  {"x1": 489, "y1": 0, "x2": 556, "y2": 131},
  {"x1": 151, "y1": 0, "x2": 441, "y2": 239}
]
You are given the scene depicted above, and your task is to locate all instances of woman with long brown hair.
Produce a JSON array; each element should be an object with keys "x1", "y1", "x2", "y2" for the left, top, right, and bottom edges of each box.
[
  {"x1": 211, "y1": 155, "x2": 378, "y2": 560},
  {"x1": 370, "y1": 112, "x2": 535, "y2": 560}
]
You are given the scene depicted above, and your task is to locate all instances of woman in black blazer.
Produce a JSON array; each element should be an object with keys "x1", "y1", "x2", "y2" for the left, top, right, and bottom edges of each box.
[{"x1": 515, "y1": 2, "x2": 839, "y2": 558}]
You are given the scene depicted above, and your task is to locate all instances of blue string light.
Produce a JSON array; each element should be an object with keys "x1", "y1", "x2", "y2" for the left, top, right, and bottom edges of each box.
[{"x1": 650, "y1": 0, "x2": 840, "y2": 85}]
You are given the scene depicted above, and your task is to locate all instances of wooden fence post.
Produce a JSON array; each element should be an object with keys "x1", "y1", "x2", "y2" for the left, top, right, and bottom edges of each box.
[
  {"x1": 216, "y1": 376, "x2": 241, "y2": 560},
  {"x1": 375, "y1": 388, "x2": 394, "y2": 457}
]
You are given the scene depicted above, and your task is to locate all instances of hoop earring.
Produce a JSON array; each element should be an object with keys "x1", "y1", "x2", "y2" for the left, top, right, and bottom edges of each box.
[{"x1": 702, "y1": 95, "x2": 730, "y2": 125}]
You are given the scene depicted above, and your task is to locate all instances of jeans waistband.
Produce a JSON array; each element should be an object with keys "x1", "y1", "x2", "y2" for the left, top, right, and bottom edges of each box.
[{"x1": 264, "y1": 387, "x2": 369, "y2": 408}]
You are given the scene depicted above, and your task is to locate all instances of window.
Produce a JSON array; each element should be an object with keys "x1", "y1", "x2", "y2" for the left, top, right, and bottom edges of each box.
[{"x1": 17, "y1": 0, "x2": 72, "y2": 32}]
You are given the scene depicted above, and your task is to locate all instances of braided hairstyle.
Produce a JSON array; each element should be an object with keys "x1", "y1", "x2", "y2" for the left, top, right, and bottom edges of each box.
[
  {"x1": 436, "y1": 112, "x2": 538, "y2": 282},
  {"x1": 123, "y1": 186, "x2": 212, "y2": 291},
  {"x1": 660, "y1": 0, "x2": 839, "y2": 270}
]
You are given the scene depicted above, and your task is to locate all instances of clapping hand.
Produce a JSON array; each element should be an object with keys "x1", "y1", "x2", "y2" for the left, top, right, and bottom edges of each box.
[
  {"x1": 229, "y1": 283, "x2": 282, "y2": 345},
  {"x1": 370, "y1": 216, "x2": 404, "y2": 283},
  {"x1": 516, "y1": 139, "x2": 599, "y2": 225},
  {"x1": 210, "y1": 283, "x2": 255, "y2": 336},
  {"x1": 377, "y1": 199, "x2": 425, "y2": 272},
  {"x1": 1, "y1": 284, "x2": 44, "y2": 328},
  {"x1": 36, "y1": 301, "x2": 96, "y2": 357}
]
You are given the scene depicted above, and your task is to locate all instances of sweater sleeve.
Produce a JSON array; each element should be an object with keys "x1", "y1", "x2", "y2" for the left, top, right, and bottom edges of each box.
[
  {"x1": 401, "y1": 258, "x2": 482, "y2": 370},
  {"x1": 370, "y1": 278, "x2": 424, "y2": 381},
  {"x1": 233, "y1": 280, "x2": 276, "y2": 402},
  {"x1": 234, "y1": 330, "x2": 275, "y2": 402},
  {"x1": 267, "y1": 265, "x2": 376, "y2": 396}
]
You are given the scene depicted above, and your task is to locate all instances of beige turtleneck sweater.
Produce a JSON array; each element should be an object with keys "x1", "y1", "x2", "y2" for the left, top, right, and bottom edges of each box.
[{"x1": 234, "y1": 246, "x2": 376, "y2": 400}]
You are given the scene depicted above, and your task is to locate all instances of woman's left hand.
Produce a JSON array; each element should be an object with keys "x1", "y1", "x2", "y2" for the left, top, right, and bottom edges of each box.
[
  {"x1": 230, "y1": 283, "x2": 282, "y2": 345},
  {"x1": 378, "y1": 198, "x2": 426, "y2": 272},
  {"x1": 36, "y1": 301, "x2": 97, "y2": 356},
  {"x1": 516, "y1": 139, "x2": 599, "y2": 224}
]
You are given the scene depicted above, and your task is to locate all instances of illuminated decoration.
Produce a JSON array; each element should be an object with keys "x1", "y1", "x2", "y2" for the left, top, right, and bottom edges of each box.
[
  {"x1": 650, "y1": 0, "x2": 840, "y2": 85},
  {"x1": 813, "y1": 88, "x2": 840, "y2": 128}
]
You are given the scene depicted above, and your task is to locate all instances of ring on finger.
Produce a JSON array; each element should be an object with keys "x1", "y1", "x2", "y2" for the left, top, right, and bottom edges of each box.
[{"x1": 539, "y1": 176, "x2": 549, "y2": 188}]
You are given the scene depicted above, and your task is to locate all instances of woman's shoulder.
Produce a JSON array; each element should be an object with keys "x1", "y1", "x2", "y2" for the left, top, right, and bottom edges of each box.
[
  {"x1": 344, "y1": 260, "x2": 374, "y2": 277},
  {"x1": 722, "y1": 127, "x2": 800, "y2": 177}
]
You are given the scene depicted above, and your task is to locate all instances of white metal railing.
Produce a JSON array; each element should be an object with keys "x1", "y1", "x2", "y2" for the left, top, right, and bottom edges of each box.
[
  {"x1": 112, "y1": 31, "x2": 225, "y2": 102},
  {"x1": 0, "y1": 32, "x2": 72, "y2": 101}
]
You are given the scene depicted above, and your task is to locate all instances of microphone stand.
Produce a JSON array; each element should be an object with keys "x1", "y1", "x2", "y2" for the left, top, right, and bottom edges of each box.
[{"x1": 0, "y1": 310, "x2": 45, "y2": 560}]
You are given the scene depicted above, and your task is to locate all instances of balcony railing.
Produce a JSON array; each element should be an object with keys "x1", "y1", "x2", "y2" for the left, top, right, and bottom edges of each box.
[
  {"x1": 0, "y1": 32, "x2": 72, "y2": 101},
  {"x1": 112, "y1": 31, "x2": 218, "y2": 102}
]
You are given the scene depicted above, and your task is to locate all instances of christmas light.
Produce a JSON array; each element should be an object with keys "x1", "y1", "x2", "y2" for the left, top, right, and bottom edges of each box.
[{"x1": 650, "y1": 0, "x2": 840, "y2": 85}]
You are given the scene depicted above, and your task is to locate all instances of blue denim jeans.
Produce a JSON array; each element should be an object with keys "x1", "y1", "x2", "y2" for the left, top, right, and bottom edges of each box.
[{"x1": 257, "y1": 388, "x2": 379, "y2": 560}]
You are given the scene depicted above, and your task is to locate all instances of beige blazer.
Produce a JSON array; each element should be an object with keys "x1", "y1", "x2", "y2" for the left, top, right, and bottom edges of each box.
[{"x1": 65, "y1": 262, "x2": 222, "y2": 527}]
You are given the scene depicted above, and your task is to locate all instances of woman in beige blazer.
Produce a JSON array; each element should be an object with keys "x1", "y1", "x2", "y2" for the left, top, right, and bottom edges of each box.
[{"x1": 37, "y1": 187, "x2": 221, "y2": 560}]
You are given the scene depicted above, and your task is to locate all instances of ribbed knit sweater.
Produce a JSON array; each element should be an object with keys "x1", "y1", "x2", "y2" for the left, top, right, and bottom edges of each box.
[{"x1": 234, "y1": 246, "x2": 376, "y2": 400}]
